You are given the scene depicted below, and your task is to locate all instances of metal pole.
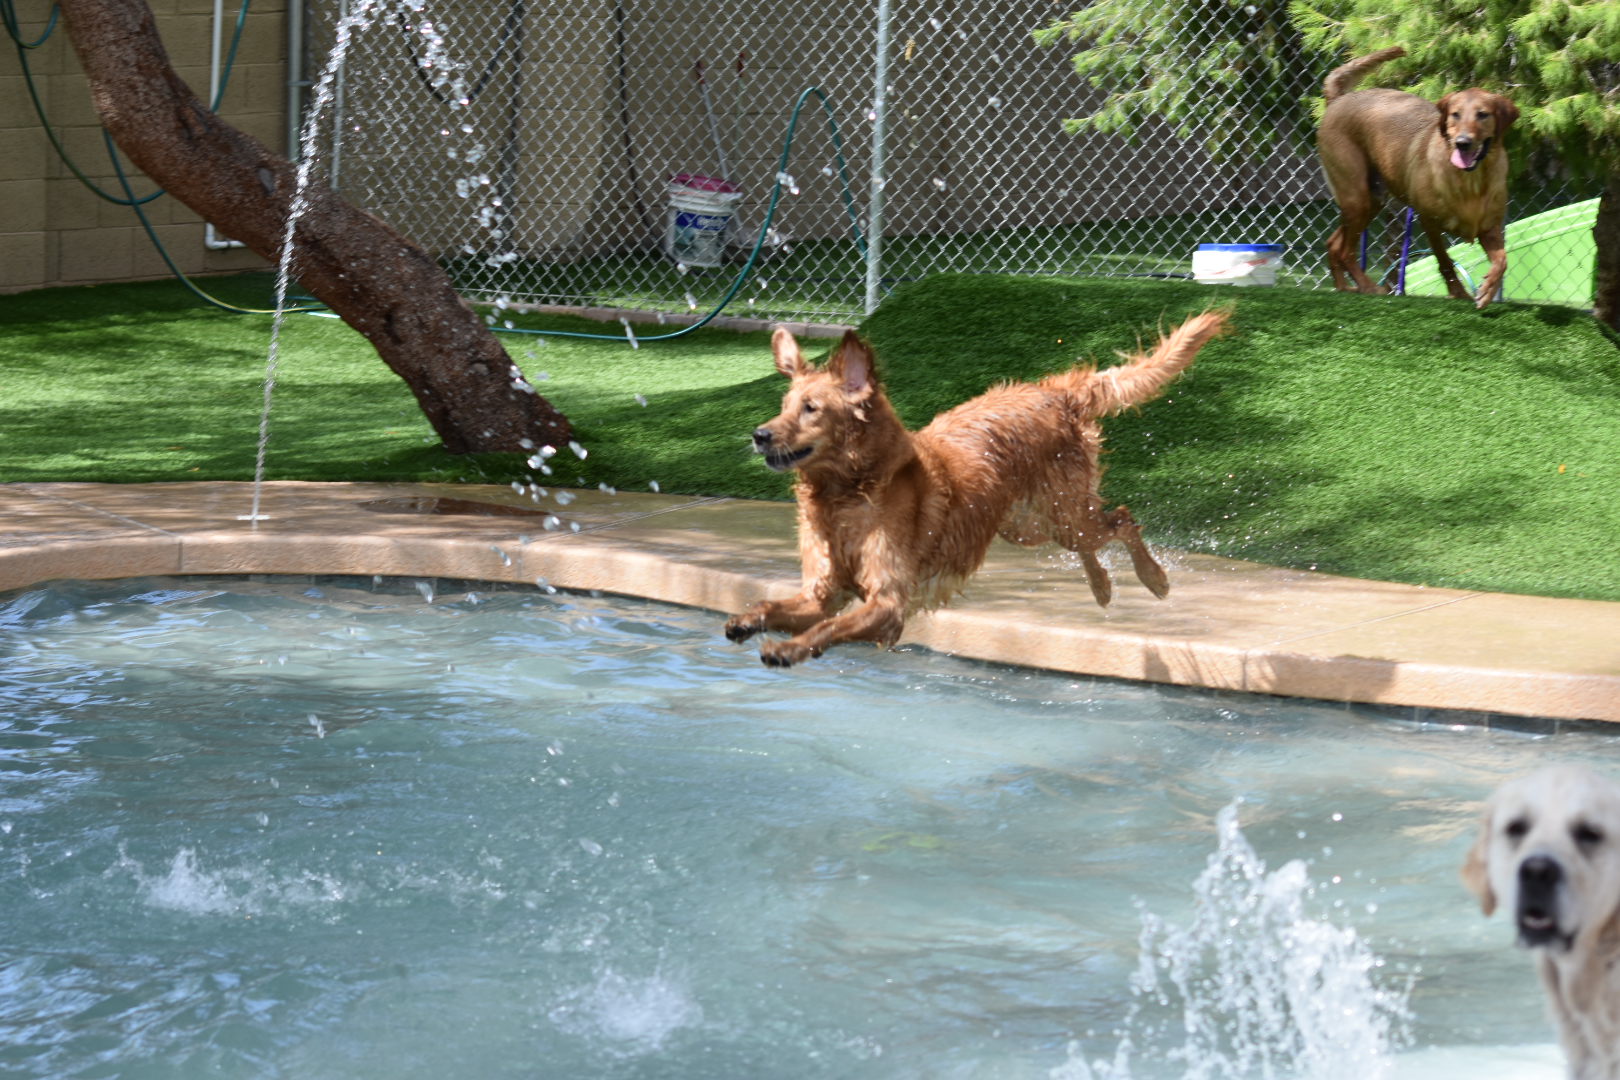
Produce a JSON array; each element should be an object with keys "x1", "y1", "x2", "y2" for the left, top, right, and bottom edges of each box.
[
  {"x1": 329, "y1": 0, "x2": 349, "y2": 191},
  {"x1": 286, "y1": 0, "x2": 306, "y2": 159},
  {"x1": 864, "y1": 0, "x2": 892, "y2": 315}
]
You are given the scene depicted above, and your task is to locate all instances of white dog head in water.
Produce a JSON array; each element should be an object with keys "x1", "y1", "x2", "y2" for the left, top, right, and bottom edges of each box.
[
  {"x1": 1463, "y1": 764, "x2": 1620, "y2": 1080},
  {"x1": 1463, "y1": 764, "x2": 1620, "y2": 953}
]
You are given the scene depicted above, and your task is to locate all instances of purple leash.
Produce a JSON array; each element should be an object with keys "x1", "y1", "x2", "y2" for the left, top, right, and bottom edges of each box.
[
  {"x1": 1359, "y1": 207, "x2": 1417, "y2": 293},
  {"x1": 1394, "y1": 207, "x2": 1415, "y2": 295}
]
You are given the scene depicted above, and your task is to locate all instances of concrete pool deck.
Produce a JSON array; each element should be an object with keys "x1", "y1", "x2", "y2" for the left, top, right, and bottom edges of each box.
[{"x1": 2, "y1": 480, "x2": 1617, "y2": 726}]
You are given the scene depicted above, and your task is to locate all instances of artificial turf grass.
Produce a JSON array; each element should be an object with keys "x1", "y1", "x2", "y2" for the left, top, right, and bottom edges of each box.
[
  {"x1": 0, "y1": 274, "x2": 791, "y2": 492},
  {"x1": 3, "y1": 272, "x2": 1619, "y2": 600}
]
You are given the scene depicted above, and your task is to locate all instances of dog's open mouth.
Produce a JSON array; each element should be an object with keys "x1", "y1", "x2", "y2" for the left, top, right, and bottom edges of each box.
[
  {"x1": 1517, "y1": 906, "x2": 1573, "y2": 950},
  {"x1": 762, "y1": 445, "x2": 814, "y2": 472},
  {"x1": 1451, "y1": 139, "x2": 1491, "y2": 171}
]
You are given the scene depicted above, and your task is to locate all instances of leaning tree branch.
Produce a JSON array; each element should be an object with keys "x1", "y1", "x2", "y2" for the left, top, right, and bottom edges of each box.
[{"x1": 55, "y1": 0, "x2": 570, "y2": 454}]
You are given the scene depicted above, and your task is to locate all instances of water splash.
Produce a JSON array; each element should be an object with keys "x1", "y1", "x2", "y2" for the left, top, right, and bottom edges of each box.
[
  {"x1": 1055, "y1": 803, "x2": 1410, "y2": 1080},
  {"x1": 548, "y1": 966, "x2": 703, "y2": 1057},
  {"x1": 116, "y1": 846, "x2": 346, "y2": 917}
]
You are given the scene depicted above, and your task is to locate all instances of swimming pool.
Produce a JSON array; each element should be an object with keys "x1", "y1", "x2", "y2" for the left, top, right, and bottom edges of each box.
[{"x1": 0, "y1": 575, "x2": 1584, "y2": 1077}]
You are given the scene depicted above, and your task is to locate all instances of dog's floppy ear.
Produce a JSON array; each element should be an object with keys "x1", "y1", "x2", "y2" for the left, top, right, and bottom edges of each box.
[
  {"x1": 771, "y1": 326, "x2": 808, "y2": 379},
  {"x1": 826, "y1": 331, "x2": 878, "y2": 398},
  {"x1": 1461, "y1": 805, "x2": 1497, "y2": 917},
  {"x1": 1493, "y1": 95, "x2": 1520, "y2": 134}
]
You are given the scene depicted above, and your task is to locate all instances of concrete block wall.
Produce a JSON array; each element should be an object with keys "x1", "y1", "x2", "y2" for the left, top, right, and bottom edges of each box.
[{"x1": 0, "y1": 0, "x2": 285, "y2": 294}]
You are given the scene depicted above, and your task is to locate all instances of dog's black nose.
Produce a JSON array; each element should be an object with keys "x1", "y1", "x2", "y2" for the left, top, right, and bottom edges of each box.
[
  {"x1": 1520, "y1": 854, "x2": 1561, "y2": 892},
  {"x1": 752, "y1": 427, "x2": 773, "y2": 448}
]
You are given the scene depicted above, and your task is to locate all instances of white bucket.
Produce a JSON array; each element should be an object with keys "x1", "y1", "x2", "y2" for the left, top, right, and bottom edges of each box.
[
  {"x1": 1191, "y1": 243, "x2": 1285, "y2": 286},
  {"x1": 664, "y1": 174, "x2": 743, "y2": 268}
]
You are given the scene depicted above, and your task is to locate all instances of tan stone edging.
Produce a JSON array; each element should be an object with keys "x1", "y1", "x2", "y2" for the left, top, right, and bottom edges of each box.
[{"x1": 3, "y1": 481, "x2": 1618, "y2": 725}]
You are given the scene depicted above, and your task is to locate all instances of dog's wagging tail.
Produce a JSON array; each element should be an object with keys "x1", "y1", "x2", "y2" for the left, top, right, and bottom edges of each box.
[{"x1": 724, "y1": 309, "x2": 1231, "y2": 667}]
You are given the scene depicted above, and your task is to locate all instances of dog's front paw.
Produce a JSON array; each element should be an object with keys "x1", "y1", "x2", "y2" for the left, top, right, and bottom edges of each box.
[
  {"x1": 724, "y1": 614, "x2": 763, "y2": 642},
  {"x1": 758, "y1": 638, "x2": 814, "y2": 668}
]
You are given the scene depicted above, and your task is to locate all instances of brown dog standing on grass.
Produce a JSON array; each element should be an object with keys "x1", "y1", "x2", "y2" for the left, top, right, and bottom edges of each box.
[
  {"x1": 1319, "y1": 46, "x2": 1519, "y2": 310},
  {"x1": 723, "y1": 310, "x2": 1230, "y2": 667}
]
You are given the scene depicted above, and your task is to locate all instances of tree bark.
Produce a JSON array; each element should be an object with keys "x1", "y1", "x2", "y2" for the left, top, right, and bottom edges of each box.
[
  {"x1": 55, "y1": 0, "x2": 570, "y2": 454},
  {"x1": 1594, "y1": 169, "x2": 1620, "y2": 331}
]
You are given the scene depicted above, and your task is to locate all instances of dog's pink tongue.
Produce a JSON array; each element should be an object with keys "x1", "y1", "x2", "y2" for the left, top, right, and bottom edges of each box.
[{"x1": 1451, "y1": 147, "x2": 1477, "y2": 169}]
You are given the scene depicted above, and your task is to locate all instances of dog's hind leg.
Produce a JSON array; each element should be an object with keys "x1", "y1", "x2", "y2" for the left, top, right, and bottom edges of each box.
[
  {"x1": 1321, "y1": 149, "x2": 1388, "y2": 294},
  {"x1": 1109, "y1": 506, "x2": 1171, "y2": 600},
  {"x1": 1047, "y1": 497, "x2": 1168, "y2": 606},
  {"x1": 1041, "y1": 493, "x2": 1118, "y2": 607}
]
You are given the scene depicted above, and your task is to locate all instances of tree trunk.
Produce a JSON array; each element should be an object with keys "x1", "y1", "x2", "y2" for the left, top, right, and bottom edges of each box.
[
  {"x1": 1592, "y1": 169, "x2": 1620, "y2": 331},
  {"x1": 55, "y1": 0, "x2": 570, "y2": 455}
]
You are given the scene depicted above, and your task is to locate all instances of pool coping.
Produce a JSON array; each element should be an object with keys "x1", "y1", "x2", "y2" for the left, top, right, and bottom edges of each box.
[{"x1": 2, "y1": 480, "x2": 1617, "y2": 726}]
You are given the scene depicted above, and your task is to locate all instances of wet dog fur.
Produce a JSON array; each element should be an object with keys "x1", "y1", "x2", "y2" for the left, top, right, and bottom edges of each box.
[
  {"x1": 1318, "y1": 46, "x2": 1518, "y2": 310},
  {"x1": 723, "y1": 310, "x2": 1230, "y2": 667},
  {"x1": 1463, "y1": 765, "x2": 1620, "y2": 1079}
]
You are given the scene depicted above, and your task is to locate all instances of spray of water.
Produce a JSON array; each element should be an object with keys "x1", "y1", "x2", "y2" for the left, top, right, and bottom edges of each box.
[
  {"x1": 245, "y1": 0, "x2": 468, "y2": 526},
  {"x1": 1054, "y1": 802, "x2": 1410, "y2": 1080}
]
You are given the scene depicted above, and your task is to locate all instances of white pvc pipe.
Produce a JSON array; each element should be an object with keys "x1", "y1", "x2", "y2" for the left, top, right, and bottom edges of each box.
[
  {"x1": 204, "y1": 0, "x2": 246, "y2": 249},
  {"x1": 287, "y1": 0, "x2": 306, "y2": 159},
  {"x1": 864, "y1": 0, "x2": 892, "y2": 315}
]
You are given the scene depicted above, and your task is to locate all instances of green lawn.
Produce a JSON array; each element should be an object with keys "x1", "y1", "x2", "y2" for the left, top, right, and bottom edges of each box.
[{"x1": 3, "y1": 271, "x2": 1618, "y2": 601}]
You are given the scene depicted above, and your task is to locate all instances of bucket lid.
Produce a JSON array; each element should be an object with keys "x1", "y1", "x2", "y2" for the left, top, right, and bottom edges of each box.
[
  {"x1": 669, "y1": 173, "x2": 742, "y2": 194},
  {"x1": 1196, "y1": 243, "x2": 1285, "y2": 252}
]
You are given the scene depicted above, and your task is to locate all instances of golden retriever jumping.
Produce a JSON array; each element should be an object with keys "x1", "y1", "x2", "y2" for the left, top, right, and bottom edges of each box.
[
  {"x1": 1318, "y1": 46, "x2": 1518, "y2": 310},
  {"x1": 1463, "y1": 765, "x2": 1620, "y2": 1079},
  {"x1": 723, "y1": 310, "x2": 1230, "y2": 667}
]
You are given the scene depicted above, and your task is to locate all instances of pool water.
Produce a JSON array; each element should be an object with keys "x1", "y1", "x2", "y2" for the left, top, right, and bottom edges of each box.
[{"x1": 0, "y1": 576, "x2": 1589, "y2": 1078}]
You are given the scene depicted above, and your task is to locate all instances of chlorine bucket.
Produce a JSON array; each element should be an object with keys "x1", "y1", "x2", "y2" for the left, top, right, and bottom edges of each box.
[
  {"x1": 665, "y1": 173, "x2": 743, "y2": 268},
  {"x1": 1191, "y1": 243, "x2": 1285, "y2": 286}
]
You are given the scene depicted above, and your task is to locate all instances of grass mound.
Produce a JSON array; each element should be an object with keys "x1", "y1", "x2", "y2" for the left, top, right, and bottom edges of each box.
[{"x1": 2, "y1": 272, "x2": 1617, "y2": 600}]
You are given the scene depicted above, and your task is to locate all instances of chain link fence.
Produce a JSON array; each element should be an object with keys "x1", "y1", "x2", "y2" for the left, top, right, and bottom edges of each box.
[{"x1": 309, "y1": 0, "x2": 1598, "y2": 324}]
